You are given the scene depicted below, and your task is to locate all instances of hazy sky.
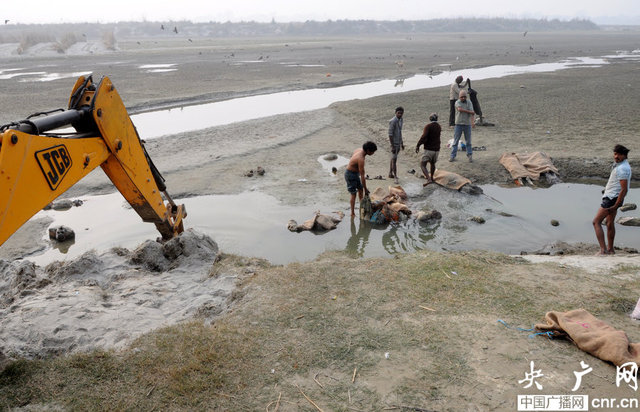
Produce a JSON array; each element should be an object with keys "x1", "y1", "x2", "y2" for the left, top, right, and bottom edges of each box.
[{"x1": 4, "y1": 0, "x2": 640, "y2": 25}]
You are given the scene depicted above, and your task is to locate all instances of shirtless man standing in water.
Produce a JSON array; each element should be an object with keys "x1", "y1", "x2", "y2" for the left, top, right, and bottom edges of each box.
[{"x1": 345, "y1": 141, "x2": 377, "y2": 218}]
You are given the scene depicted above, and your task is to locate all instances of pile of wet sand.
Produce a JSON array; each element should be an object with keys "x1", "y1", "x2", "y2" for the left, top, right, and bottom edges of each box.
[{"x1": 0, "y1": 230, "x2": 244, "y2": 358}]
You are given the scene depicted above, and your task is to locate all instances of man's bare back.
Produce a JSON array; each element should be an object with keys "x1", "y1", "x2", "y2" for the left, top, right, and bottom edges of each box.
[
  {"x1": 344, "y1": 141, "x2": 377, "y2": 218},
  {"x1": 347, "y1": 148, "x2": 366, "y2": 174}
]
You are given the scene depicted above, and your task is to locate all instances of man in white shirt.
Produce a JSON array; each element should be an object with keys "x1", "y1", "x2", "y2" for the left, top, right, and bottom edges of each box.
[{"x1": 592, "y1": 144, "x2": 632, "y2": 255}]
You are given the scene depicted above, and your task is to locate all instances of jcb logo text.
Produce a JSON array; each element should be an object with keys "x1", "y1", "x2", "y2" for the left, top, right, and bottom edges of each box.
[{"x1": 35, "y1": 145, "x2": 72, "y2": 190}]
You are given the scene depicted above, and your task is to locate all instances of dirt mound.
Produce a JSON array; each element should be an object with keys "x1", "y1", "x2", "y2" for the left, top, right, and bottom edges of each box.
[
  {"x1": 0, "y1": 229, "x2": 237, "y2": 359},
  {"x1": 0, "y1": 42, "x2": 115, "y2": 58}
]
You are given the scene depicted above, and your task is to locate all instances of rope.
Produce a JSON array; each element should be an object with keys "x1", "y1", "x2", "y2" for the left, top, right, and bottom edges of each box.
[{"x1": 497, "y1": 319, "x2": 555, "y2": 339}]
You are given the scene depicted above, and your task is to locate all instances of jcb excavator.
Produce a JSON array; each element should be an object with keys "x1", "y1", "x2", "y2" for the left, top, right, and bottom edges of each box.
[{"x1": 0, "y1": 75, "x2": 186, "y2": 247}]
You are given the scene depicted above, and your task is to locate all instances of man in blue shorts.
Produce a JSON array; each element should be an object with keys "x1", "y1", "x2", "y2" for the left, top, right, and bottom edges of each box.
[
  {"x1": 345, "y1": 141, "x2": 377, "y2": 218},
  {"x1": 592, "y1": 144, "x2": 632, "y2": 255}
]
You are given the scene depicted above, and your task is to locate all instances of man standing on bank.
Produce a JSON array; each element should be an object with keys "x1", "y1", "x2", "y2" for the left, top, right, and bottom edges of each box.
[
  {"x1": 415, "y1": 113, "x2": 441, "y2": 185},
  {"x1": 449, "y1": 75, "x2": 467, "y2": 127},
  {"x1": 449, "y1": 90, "x2": 475, "y2": 163},
  {"x1": 593, "y1": 144, "x2": 632, "y2": 255},
  {"x1": 388, "y1": 106, "x2": 404, "y2": 184}
]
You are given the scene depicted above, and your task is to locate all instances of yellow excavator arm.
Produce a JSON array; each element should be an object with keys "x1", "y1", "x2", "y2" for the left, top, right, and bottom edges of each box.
[{"x1": 0, "y1": 75, "x2": 186, "y2": 247}]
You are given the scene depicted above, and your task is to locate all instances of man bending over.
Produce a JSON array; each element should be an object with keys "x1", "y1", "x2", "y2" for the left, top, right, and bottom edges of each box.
[{"x1": 345, "y1": 141, "x2": 377, "y2": 218}]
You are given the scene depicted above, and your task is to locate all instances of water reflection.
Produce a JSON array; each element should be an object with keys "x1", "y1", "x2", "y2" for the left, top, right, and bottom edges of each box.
[
  {"x1": 50, "y1": 238, "x2": 75, "y2": 254},
  {"x1": 382, "y1": 223, "x2": 403, "y2": 254},
  {"x1": 317, "y1": 154, "x2": 349, "y2": 174},
  {"x1": 381, "y1": 218, "x2": 438, "y2": 254},
  {"x1": 345, "y1": 218, "x2": 373, "y2": 257}
]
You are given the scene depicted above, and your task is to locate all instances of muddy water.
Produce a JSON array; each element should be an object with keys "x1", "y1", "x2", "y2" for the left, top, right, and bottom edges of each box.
[
  {"x1": 433, "y1": 183, "x2": 640, "y2": 254},
  {"x1": 22, "y1": 183, "x2": 639, "y2": 266},
  {"x1": 25, "y1": 191, "x2": 340, "y2": 266}
]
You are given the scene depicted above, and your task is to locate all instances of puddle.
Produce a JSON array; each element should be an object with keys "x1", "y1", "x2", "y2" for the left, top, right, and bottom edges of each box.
[
  {"x1": 13, "y1": 184, "x2": 639, "y2": 267},
  {"x1": 603, "y1": 50, "x2": 640, "y2": 60},
  {"x1": 0, "y1": 71, "x2": 47, "y2": 80},
  {"x1": 139, "y1": 64, "x2": 176, "y2": 69},
  {"x1": 317, "y1": 154, "x2": 349, "y2": 174},
  {"x1": 139, "y1": 64, "x2": 178, "y2": 73},
  {"x1": 3, "y1": 71, "x2": 93, "y2": 82},
  {"x1": 0, "y1": 68, "x2": 29, "y2": 79},
  {"x1": 230, "y1": 60, "x2": 266, "y2": 65},
  {"x1": 22, "y1": 191, "x2": 341, "y2": 266},
  {"x1": 26, "y1": 71, "x2": 93, "y2": 82},
  {"x1": 437, "y1": 183, "x2": 640, "y2": 255},
  {"x1": 281, "y1": 63, "x2": 327, "y2": 67},
  {"x1": 145, "y1": 69, "x2": 178, "y2": 73},
  {"x1": 131, "y1": 56, "x2": 611, "y2": 139}
]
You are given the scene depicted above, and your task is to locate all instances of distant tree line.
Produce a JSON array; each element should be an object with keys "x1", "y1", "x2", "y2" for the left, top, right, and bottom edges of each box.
[
  {"x1": 268, "y1": 18, "x2": 598, "y2": 36},
  {"x1": 0, "y1": 18, "x2": 599, "y2": 45}
]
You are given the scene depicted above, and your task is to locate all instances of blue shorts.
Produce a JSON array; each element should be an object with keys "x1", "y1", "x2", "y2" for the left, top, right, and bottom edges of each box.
[
  {"x1": 601, "y1": 196, "x2": 617, "y2": 208},
  {"x1": 345, "y1": 169, "x2": 363, "y2": 194}
]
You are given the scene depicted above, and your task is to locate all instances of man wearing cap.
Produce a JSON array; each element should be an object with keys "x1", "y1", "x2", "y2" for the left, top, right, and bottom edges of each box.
[
  {"x1": 449, "y1": 75, "x2": 467, "y2": 127},
  {"x1": 415, "y1": 113, "x2": 441, "y2": 185},
  {"x1": 592, "y1": 144, "x2": 632, "y2": 255},
  {"x1": 449, "y1": 90, "x2": 475, "y2": 163}
]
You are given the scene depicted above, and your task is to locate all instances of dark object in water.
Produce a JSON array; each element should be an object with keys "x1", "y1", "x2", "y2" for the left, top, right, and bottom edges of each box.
[{"x1": 48, "y1": 225, "x2": 75, "y2": 242}]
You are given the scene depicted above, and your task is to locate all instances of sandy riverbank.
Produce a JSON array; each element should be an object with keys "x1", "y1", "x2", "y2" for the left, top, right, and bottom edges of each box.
[{"x1": 1, "y1": 31, "x2": 640, "y2": 410}]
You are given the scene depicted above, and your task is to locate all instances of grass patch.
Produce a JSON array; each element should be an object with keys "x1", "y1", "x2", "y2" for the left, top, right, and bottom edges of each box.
[
  {"x1": 605, "y1": 294, "x2": 636, "y2": 314},
  {"x1": 2, "y1": 249, "x2": 639, "y2": 410}
]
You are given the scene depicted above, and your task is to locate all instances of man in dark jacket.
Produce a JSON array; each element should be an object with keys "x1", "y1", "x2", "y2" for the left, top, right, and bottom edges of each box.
[
  {"x1": 467, "y1": 79, "x2": 483, "y2": 124},
  {"x1": 415, "y1": 113, "x2": 441, "y2": 184}
]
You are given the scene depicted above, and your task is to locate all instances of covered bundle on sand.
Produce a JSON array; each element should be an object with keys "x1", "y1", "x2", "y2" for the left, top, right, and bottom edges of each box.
[
  {"x1": 535, "y1": 309, "x2": 640, "y2": 367},
  {"x1": 499, "y1": 152, "x2": 560, "y2": 186},
  {"x1": 432, "y1": 169, "x2": 483, "y2": 195}
]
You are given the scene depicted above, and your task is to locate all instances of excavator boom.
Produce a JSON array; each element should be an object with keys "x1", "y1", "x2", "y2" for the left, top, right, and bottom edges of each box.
[{"x1": 0, "y1": 75, "x2": 186, "y2": 247}]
